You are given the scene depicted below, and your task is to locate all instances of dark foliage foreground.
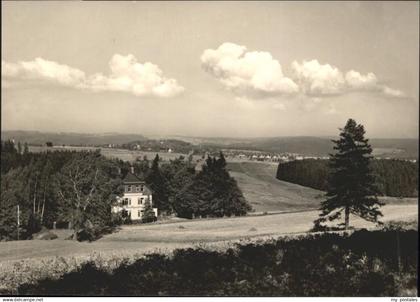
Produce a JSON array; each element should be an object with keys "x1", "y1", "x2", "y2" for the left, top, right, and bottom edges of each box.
[{"x1": 16, "y1": 229, "x2": 417, "y2": 296}]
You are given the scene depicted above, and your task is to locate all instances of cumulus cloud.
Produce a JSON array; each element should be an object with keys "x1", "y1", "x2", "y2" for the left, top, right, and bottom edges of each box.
[
  {"x1": 345, "y1": 70, "x2": 378, "y2": 90},
  {"x1": 382, "y1": 86, "x2": 404, "y2": 98},
  {"x1": 344, "y1": 70, "x2": 404, "y2": 97},
  {"x1": 201, "y1": 43, "x2": 405, "y2": 100},
  {"x1": 2, "y1": 55, "x2": 184, "y2": 98},
  {"x1": 291, "y1": 59, "x2": 405, "y2": 98},
  {"x1": 84, "y1": 54, "x2": 184, "y2": 97},
  {"x1": 201, "y1": 43, "x2": 298, "y2": 97},
  {"x1": 291, "y1": 59, "x2": 345, "y2": 95},
  {"x1": 2, "y1": 58, "x2": 86, "y2": 87}
]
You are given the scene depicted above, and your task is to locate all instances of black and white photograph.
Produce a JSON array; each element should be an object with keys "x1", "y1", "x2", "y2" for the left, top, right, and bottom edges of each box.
[{"x1": 1, "y1": 1, "x2": 418, "y2": 298}]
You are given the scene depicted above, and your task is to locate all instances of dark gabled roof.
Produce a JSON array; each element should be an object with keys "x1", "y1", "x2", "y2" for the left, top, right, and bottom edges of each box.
[{"x1": 122, "y1": 172, "x2": 145, "y2": 184}]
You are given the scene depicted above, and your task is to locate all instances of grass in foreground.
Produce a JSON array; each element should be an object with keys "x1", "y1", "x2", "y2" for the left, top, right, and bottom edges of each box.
[{"x1": 0, "y1": 204, "x2": 417, "y2": 263}]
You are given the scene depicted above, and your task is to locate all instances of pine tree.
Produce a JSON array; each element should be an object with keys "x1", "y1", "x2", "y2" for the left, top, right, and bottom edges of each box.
[
  {"x1": 141, "y1": 198, "x2": 156, "y2": 223},
  {"x1": 23, "y1": 142, "x2": 29, "y2": 155},
  {"x1": 17, "y1": 142, "x2": 22, "y2": 154},
  {"x1": 173, "y1": 153, "x2": 251, "y2": 219},
  {"x1": 146, "y1": 154, "x2": 170, "y2": 214},
  {"x1": 314, "y1": 119, "x2": 383, "y2": 230}
]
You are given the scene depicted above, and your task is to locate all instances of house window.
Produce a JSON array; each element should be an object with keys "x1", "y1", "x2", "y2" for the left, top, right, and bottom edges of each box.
[
  {"x1": 138, "y1": 197, "x2": 144, "y2": 205},
  {"x1": 127, "y1": 185, "x2": 132, "y2": 192},
  {"x1": 122, "y1": 198, "x2": 130, "y2": 206},
  {"x1": 136, "y1": 185, "x2": 140, "y2": 192},
  {"x1": 138, "y1": 210, "x2": 142, "y2": 217},
  {"x1": 140, "y1": 185, "x2": 144, "y2": 192}
]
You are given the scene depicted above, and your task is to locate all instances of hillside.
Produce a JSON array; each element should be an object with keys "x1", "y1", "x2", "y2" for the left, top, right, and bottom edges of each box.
[
  {"x1": 121, "y1": 139, "x2": 194, "y2": 153},
  {"x1": 1, "y1": 130, "x2": 147, "y2": 146},
  {"x1": 227, "y1": 161, "x2": 418, "y2": 213},
  {"x1": 166, "y1": 135, "x2": 419, "y2": 159},
  {"x1": 222, "y1": 137, "x2": 418, "y2": 159},
  {"x1": 227, "y1": 162, "x2": 324, "y2": 212},
  {"x1": 3, "y1": 131, "x2": 418, "y2": 159}
]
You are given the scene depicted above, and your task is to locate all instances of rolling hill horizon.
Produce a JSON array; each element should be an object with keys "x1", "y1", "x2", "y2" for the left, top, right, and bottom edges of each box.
[
  {"x1": 2, "y1": 129, "x2": 418, "y2": 140},
  {"x1": 2, "y1": 130, "x2": 418, "y2": 159}
]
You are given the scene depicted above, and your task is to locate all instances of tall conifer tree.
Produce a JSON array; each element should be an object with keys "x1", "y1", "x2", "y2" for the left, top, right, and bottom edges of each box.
[
  {"x1": 141, "y1": 198, "x2": 156, "y2": 223},
  {"x1": 314, "y1": 119, "x2": 383, "y2": 230},
  {"x1": 146, "y1": 154, "x2": 170, "y2": 214}
]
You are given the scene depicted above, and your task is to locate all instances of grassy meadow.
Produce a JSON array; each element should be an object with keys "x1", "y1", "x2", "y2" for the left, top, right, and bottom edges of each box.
[
  {"x1": 3, "y1": 226, "x2": 418, "y2": 296},
  {"x1": 226, "y1": 161, "x2": 417, "y2": 213},
  {"x1": 0, "y1": 203, "x2": 417, "y2": 263},
  {"x1": 227, "y1": 161, "x2": 324, "y2": 212}
]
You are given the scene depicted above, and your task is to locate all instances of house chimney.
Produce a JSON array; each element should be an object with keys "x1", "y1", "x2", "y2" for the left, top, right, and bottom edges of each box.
[{"x1": 130, "y1": 166, "x2": 134, "y2": 174}]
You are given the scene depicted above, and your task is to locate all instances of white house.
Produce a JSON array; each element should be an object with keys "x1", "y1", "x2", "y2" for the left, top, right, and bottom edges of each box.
[{"x1": 112, "y1": 171, "x2": 158, "y2": 220}]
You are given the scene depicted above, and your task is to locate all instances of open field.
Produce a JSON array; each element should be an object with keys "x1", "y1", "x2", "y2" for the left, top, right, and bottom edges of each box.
[
  {"x1": 227, "y1": 161, "x2": 418, "y2": 213},
  {"x1": 28, "y1": 145, "x2": 203, "y2": 162},
  {"x1": 227, "y1": 161, "x2": 324, "y2": 212},
  {"x1": 0, "y1": 203, "x2": 417, "y2": 263}
]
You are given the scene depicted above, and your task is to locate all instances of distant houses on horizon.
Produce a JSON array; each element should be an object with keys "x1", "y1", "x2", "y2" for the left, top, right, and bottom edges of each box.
[{"x1": 4, "y1": 138, "x2": 417, "y2": 164}]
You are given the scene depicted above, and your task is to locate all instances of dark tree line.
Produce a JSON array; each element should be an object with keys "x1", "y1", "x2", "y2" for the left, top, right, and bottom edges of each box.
[
  {"x1": 1, "y1": 140, "x2": 29, "y2": 174},
  {"x1": 1, "y1": 142, "x2": 124, "y2": 241},
  {"x1": 277, "y1": 158, "x2": 418, "y2": 197}
]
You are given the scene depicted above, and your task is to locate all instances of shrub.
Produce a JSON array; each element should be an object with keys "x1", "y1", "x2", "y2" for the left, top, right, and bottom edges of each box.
[
  {"x1": 13, "y1": 229, "x2": 417, "y2": 296},
  {"x1": 34, "y1": 231, "x2": 58, "y2": 240}
]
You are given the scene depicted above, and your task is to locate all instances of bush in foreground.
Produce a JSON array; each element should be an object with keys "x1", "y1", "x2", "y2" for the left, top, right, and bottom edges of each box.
[{"x1": 13, "y1": 229, "x2": 417, "y2": 296}]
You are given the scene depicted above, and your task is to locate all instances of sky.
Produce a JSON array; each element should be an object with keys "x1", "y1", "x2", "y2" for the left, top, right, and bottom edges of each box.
[{"x1": 1, "y1": 1, "x2": 419, "y2": 138}]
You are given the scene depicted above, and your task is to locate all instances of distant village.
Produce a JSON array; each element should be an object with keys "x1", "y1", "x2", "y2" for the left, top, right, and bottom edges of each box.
[
  {"x1": 222, "y1": 151, "x2": 417, "y2": 163},
  {"x1": 7, "y1": 138, "x2": 418, "y2": 164},
  {"x1": 102, "y1": 142, "x2": 329, "y2": 163},
  {"x1": 220, "y1": 150, "x2": 329, "y2": 163}
]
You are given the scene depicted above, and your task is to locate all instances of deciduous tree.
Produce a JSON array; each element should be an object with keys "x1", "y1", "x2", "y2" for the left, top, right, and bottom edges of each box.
[{"x1": 55, "y1": 151, "x2": 122, "y2": 240}]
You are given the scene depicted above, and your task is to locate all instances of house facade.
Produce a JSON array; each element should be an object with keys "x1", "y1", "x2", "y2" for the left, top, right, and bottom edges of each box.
[{"x1": 112, "y1": 172, "x2": 158, "y2": 220}]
